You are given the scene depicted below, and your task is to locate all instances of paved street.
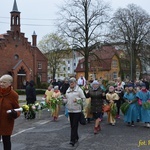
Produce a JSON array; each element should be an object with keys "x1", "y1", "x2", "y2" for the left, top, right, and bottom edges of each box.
[
  {"x1": 18, "y1": 95, "x2": 44, "y2": 101},
  {"x1": 0, "y1": 100, "x2": 150, "y2": 150}
]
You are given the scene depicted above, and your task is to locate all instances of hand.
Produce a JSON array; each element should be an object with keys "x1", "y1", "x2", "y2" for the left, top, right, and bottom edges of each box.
[
  {"x1": 85, "y1": 90, "x2": 89, "y2": 94},
  {"x1": 102, "y1": 93, "x2": 105, "y2": 96},
  {"x1": 9, "y1": 109, "x2": 17, "y2": 119},
  {"x1": 74, "y1": 99, "x2": 77, "y2": 102},
  {"x1": 128, "y1": 101, "x2": 131, "y2": 104},
  {"x1": 42, "y1": 97, "x2": 46, "y2": 100},
  {"x1": 110, "y1": 100, "x2": 114, "y2": 103}
]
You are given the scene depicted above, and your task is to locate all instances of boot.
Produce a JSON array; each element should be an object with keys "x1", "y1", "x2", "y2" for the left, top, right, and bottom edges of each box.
[
  {"x1": 94, "y1": 127, "x2": 98, "y2": 134},
  {"x1": 97, "y1": 124, "x2": 101, "y2": 131}
]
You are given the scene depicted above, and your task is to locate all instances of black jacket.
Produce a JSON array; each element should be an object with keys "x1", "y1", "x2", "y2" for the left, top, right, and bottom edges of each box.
[
  {"x1": 26, "y1": 84, "x2": 36, "y2": 104},
  {"x1": 86, "y1": 87, "x2": 104, "y2": 113}
]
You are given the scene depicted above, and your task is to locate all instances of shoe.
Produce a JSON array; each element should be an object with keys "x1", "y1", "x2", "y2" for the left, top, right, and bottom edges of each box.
[
  {"x1": 116, "y1": 115, "x2": 120, "y2": 119},
  {"x1": 87, "y1": 118, "x2": 91, "y2": 123},
  {"x1": 112, "y1": 123, "x2": 115, "y2": 126},
  {"x1": 146, "y1": 123, "x2": 150, "y2": 128},
  {"x1": 97, "y1": 125, "x2": 101, "y2": 131},
  {"x1": 131, "y1": 121, "x2": 134, "y2": 127},
  {"x1": 69, "y1": 141, "x2": 75, "y2": 147},
  {"x1": 94, "y1": 127, "x2": 98, "y2": 134},
  {"x1": 117, "y1": 115, "x2": 120, "y2": 119},
  {"x1": 53, "y1": 117, "x2": 57, "y2": 121},
  {"x1": 75, "y1": 139, "x2": 78, "y2": 143},
  {"x1": 131, "y1": 123, "x2": 135, "y2": 127}
]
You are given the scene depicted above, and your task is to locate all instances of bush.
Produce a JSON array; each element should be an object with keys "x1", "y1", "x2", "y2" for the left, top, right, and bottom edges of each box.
[
  {"x1": 36, "y1": 89, "x2": 46, "y2": 95},
  {"x1": 40, "y1": 83, "x2": 49, "y2": 89},
  {"x1": 15, "y1": 90, "x2": 25, "y2": 95},
  {"x1": 35, "y1": 83, "x2": 49, "y2": 89},
  {"x1": 15, "y1": 89, "x2": 46, "y2": 95}
]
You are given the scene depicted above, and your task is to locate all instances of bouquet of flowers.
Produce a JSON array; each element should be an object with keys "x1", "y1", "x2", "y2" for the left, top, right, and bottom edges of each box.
[
  {"x1": 142, "y1": 100, "x2": 150, "y2": 110},
  {"x1": 80, "y1": 86, "x2": 85, "y2": 91},
  {"x1": 7, "y1": 101, "x2": 51, "y2": 119},
  {"x1": 120, "y1": 102, "x2": 130, "y2": 115},
  {"x1": 21, "y1": 102, "x2": 47, "y2": 119},
  {"x1": 50, "y1": 96, "x2": 63, "y2": 112},
  {"x1": 74, "y1": 98, "x2": 83, "y2": 105},
  {"x1": 110, "y1": 103, "x2": 117, "y2": 117},
  {"x1": 40, "y1": 101, "x2": 49, "y2": 109},
  {"x1": 74, "y1": 98, "x2": 85, "y2": 113},
  {"x1": 22, "y1": 104, "x2": 29, "y2": 112}
]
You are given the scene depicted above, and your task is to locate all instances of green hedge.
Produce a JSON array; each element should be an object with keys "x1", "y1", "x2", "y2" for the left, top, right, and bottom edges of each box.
[{"x1": 15, "y1": 89, "x2": 46, "y2": 95}]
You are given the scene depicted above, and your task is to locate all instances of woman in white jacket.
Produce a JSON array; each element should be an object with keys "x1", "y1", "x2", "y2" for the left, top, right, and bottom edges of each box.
[{"x1": 65, "y1": 77, "x2": 86, "y2": 147}]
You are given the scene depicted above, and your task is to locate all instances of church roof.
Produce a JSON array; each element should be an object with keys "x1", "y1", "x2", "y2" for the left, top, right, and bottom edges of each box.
[
  {"x1": 33, "y1": 31, "x2": 37, "y2": 35},
  {"x1": 11, "y1": 0, "x2": 19, "y2": 12}
]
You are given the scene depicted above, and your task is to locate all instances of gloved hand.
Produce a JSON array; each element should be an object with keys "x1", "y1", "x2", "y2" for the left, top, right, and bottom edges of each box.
[{"x1": 9, "y1": 109, "x2": 17, "y2": 119}]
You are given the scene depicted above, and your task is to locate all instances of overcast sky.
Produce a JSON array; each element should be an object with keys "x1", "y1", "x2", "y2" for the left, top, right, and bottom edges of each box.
[{"x1": 0, "y1": 0, "x2": 149, "y2": 43}]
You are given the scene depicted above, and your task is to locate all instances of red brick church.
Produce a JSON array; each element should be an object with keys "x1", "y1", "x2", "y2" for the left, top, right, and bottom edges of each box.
[{"x1": 0, "y1": 0, "x2": 48, "y2": 89}]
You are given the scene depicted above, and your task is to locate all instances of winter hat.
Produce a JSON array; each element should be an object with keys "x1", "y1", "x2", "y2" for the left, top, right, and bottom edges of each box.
[
  {"x1": 54, "y1": 86, "x2": 59, "y2": 90},
  {"x1": 128, "y1": 83, "x2": 134, "y2": 88},
  {"x1": 91, "y1": 80, "x2": 100, "y2": 86},
  {"x1": 140, "y1": 83, "x2": 146, "y2": 87},
  {"x1": 109, "y1": 86, "x2": 115, "y2": 91}
]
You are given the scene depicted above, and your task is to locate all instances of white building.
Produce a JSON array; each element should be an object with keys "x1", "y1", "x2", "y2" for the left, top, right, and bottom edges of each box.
[{"x1": 49, "y1": 50, "x2": 83, "y2": 81}]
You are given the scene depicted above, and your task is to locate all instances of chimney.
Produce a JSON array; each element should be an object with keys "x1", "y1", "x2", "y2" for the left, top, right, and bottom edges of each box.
[{"x1": 32, "y1": 31, "x2": 37, "y2": 47}]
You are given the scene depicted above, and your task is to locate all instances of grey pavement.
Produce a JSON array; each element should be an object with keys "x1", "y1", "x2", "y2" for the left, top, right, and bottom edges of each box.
[
  {"x1": 0, "y1": 109, "x2": 150, "y2": 150},
  {"x1": 19, "y1": 95, "x2": 44, "y2": 101}
]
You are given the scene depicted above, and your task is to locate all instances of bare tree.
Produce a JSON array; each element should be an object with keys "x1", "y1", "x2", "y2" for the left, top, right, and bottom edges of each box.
[
  {"x1": 108, "y1": 4, "x2": 150, "y2": 80},
  {"x1": 38, "y1": 33, "x2": 70, "y2": 79},
  {"x1": 57, "y1": 0, "x2": 111, "y2": 80}
]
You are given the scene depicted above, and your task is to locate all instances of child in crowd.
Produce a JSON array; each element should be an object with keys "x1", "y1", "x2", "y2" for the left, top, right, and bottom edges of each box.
[{"x1": 106, "y1": 86, "x2": 119, "y2": 126}]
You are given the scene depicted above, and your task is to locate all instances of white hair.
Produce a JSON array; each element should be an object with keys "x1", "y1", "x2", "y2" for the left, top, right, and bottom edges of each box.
[
  {"x1": 54, "y1": 86, "x2": 59, "y2": 90},
  {"x1": 91, "y1": 80, "x2": 100, "y2": 86},
  {"x1": 0, "y1": 74, "x2": 13, "y2": 84}
]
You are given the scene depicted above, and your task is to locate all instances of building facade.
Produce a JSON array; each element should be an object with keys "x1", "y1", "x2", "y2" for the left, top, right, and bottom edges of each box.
[
  {"x1": 75, "y1": 45, "x2": 126, "y2": 81},
  {"x1": 0, "y1": 0, "x2": 47, "y2": 89}
]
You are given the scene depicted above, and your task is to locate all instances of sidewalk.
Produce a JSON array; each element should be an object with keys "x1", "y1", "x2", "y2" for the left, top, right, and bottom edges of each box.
[{"x1": 18, "y1": 95, "x2": 44, "y2": 101}]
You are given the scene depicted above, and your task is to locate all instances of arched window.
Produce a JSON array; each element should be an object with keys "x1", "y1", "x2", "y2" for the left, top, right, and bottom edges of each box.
[
  {"x1": 12, "y1": 16, "x2": 15, "y2": 25},
  {"x1": 16, "y1": 16, "x2": 19, "y2": 25},
  {"x1": 18, "y1": 67, "x2": 26, "y2": 74}
]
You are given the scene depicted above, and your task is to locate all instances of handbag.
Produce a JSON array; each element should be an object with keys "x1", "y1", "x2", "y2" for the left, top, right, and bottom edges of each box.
[
  {"x1": 79, "y1": 112, "x2": 86, "y2": 125},
  {"x1": 65, "y1": 107, "x2": 69, "y2": 118},
  {"x1": 103, "y1": 104, "x2": 110, "y2": 112}
]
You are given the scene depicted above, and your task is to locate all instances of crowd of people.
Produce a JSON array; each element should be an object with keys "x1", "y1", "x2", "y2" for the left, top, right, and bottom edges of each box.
[
  {"x1": 44, "y1": 75, "x2": 150, "y2": 147},
  {"x1": 0, "y1": 73, "x2": 149, "y2": 149}
]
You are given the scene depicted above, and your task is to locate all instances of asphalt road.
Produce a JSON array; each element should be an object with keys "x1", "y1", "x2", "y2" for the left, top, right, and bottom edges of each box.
[
  {"x1": 0, "y1": 105, "x2": 150, "y2": 150},
  {"x1": 18, "y1": 95, "x2": 44, "y2": 101}
]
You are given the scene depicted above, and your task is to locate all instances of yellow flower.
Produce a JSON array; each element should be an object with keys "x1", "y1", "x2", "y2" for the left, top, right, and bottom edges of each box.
[{"x1": 22, "y1": 105, "x2": 29, "y2": 112}]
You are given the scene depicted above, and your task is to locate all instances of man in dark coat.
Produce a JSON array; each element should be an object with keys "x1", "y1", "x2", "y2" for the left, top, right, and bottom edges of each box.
[
  {"x1": 26, "y1": 80, "x2": 36, "y2": 104},
  {"x1": 25, "y1": 80, "x2": 36, "y2": 119}
]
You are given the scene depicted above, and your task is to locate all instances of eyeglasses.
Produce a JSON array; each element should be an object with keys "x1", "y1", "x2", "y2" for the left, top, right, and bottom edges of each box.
[{"x1": 0, "y1": 81, "x2": 8, "y2": 84}]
